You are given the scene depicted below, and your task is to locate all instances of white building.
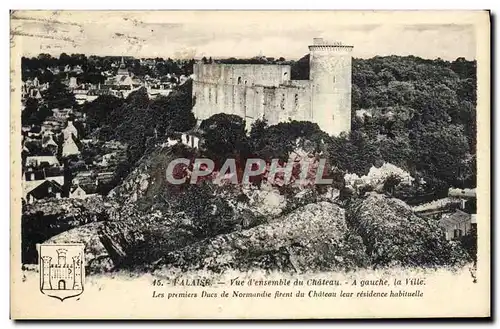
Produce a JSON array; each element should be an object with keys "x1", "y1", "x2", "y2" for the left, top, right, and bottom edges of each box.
[
  {"x1": 69, "y1": 185, "x2": 97, "y2": 199},
  {"x1": 62, "y1": 135, "x2": 80, "y2": 158},
  {"x1": 63, "y1": 120, "x2": 79, "y2": 139},
  {"x1": 25, "y1": 155, "x2": 60, "y2": 168}
]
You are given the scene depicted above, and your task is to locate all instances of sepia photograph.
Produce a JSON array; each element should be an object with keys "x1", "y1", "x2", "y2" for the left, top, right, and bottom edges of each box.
[{"x1": 10, "y1": 10, "x2": 491, "y2": 319}]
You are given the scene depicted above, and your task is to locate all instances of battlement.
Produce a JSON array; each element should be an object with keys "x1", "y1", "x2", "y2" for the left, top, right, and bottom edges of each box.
[
  {"x1": 56, "y1": 249, "x2": 67, "y2": 256},
  {"x1": 309, "y1": 38, "x2": 353, "y2": 51},
  {"x1": 56, "y1": 248, "x2": 68, "y2": 265},
  {"x1": 50, "y1": 263, "x2": 74, "y2": 268}
]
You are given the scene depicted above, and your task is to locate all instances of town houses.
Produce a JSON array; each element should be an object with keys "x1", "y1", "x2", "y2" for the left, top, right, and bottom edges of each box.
[
  {"x1": 21, "y1": 56, "x2": 167, "y2": 204},
  {"x1": 60, "y1": 57, "x2": 181, "y2": 102},
  {"x1": 22, "y1": 102, "x2": 125, "y2": 204},
  {"x1": 20, "y1": 54, "x2": 191, "y2": 205},
  {"x1": 21, "y1": 77, "x2": 48, "y2": 101}
]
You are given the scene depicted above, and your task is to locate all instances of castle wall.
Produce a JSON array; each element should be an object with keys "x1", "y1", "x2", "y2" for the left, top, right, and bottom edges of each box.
[
  {"x1": 194, "y1": 63, "x2": 291, "y2": 87},
  {"x1": 261, "y1": 84, "x2": 312, "y2": 125},
  {"x1": 193, "y1": 78, "x2": 311, "y2": 131},
  {"x1": 192, "y1": 40, "x2": 352, "y2": 136}
]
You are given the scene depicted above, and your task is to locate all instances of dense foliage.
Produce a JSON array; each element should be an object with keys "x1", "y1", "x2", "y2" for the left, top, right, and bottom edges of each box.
[
  {"x1": 249, "y1": 119, "x2": 328, "y2": 162},
  {"x1": 84, "y1": 80, "x2": 195, "y2": 155},
  {"x1": 288, "y1": 55, "x2": 477, "y2": 192},
  {"x1": 199, "y1": 113, "x2": 251, "y2": 167},
  {"x1": 42, "y1": 79, "x2": 78, "y2": 110}
]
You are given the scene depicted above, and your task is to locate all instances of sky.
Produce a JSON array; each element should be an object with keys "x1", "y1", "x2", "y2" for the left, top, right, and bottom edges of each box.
[{"x1": 10, "y1": 11, "x2": 479, "y2": 61}]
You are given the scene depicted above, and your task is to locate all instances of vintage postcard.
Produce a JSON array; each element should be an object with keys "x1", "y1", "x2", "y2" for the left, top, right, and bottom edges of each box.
[{"x1": 10, "y1": 10, "x2": 490, "y2": 319}]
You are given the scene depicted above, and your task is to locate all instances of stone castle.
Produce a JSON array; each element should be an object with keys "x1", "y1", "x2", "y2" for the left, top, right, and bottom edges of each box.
[
  {"x1": 192, "y1": 38, "x2": 353, "y2": 136},
  {"x1": 41, "y1": 249, "x2": 82, "y2": 291}
]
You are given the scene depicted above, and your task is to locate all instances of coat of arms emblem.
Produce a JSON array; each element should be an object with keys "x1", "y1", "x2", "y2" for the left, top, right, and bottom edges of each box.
[{"x1": 37, "y1": 243, "x2": 85, "y2": 301}]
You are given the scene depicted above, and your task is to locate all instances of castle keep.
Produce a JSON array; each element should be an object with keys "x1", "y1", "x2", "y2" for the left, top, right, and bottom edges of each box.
[
  {"x1": 192, "y1": 38, "x2": 353, "y2": 136},
  {"x1": 41, "y1": 249, "x2": 82, "y2": 291}
]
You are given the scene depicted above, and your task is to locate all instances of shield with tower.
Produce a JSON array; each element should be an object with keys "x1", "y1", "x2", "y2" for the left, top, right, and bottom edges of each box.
[{"x1": 37, "y1": 243, "x2": 85, "y2": 301}]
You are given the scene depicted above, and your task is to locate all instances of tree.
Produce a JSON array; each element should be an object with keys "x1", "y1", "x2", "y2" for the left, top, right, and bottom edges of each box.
[
  {"x1": 377, "y1": 135, "x2": 412, "y2": 170},
  {"x1": 351, "y1": 84, "x2": 362, "y2": 110},
  {"x1": 451, "y1": 57, "x2": 477, "y2": 80},
  {"x1": 290, "y1": 54, "x2": 310, "y2": 80},
  {"x1": 328, "y1": 130, "x2": 381, "y2": 176},
  {"x1": 149, "y1": 79, "x2": 196, "y2": 135},
  {"x1": 411, "y1": 123, "x2": 471, "y2": 188},
  {"x1": 250, "y1": 120, "x2": 328, "y2": 162},
  {"x1": 81, "y1": 72, "x2": 106, "y2": 85},
  {"x1": 59, "y1": 53, "x2": 71, "y2": 66},
  {"x1": 82, "y1": 95, "x2": 124, "y2": 132},
  {"x1": 42, "y1": 78, "x2": 77, "y2": 110},
  {"x1": 249, "y1": 118, "x2": 268, "y2": 143},
  {"x1": 21, "y1": 98, "x2": 39, "y2": 125},
  {"x1": 200, "y1": 113, "x2": 250, "y2": 167},
  {"x1": 460, "y1": 100, "x2": 477, "y2": 152},
  {"x1": 387, "y1": 81, "x2": 415, "y2": 106},
  {"x1": 125, "y1": 87, "x2": 149, "y2": 109}
]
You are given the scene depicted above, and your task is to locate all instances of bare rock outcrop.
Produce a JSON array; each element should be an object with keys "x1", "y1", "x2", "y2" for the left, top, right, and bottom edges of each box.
[
  {"x1": 152, "y1": 201, "x2": 369, "y2": 273},
  {"x1": 21, "y1": 196, "x2": 114, "y2": 264},
  {"x1": 346, "y1": 192, "x2": 470, "y2": 268},
  {"x1": 98, "y1": 211, "x2": 199, "y2": 269}
]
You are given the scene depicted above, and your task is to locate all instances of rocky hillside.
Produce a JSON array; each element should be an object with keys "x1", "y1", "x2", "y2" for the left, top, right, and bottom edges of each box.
[
  {"x1": 25, "y1": 142, "x2": 472, "y2": 274},
  {"x1": 94, "y1": 189, "x2": 473, "y2": 274},
  {"x1": 88, "y1": 142, "x2": 472, "y2": 273},
  {"x1": 22, "y1": 196, "x2": 114, "y2": 263},
  {"x1": 346, "y1": 193, "x2": 471, "y2": 268},
  {"x1": 153, "y1": 202, "x2": 369, "y2": 273},
  {"x1": 108, "y1": 144, "x2": 196, "y2": 213}
]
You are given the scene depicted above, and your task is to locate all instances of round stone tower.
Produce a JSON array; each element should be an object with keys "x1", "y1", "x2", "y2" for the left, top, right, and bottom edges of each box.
[
  {"x1": 41, "y1": 256, "x2": 52, "y2": 290},
  {"x1": 309, "y1": 38, "x2": 353, "y2": 136},
  {"x1": 72, "y1": 255, "x2": 82, "y2": 290}
]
